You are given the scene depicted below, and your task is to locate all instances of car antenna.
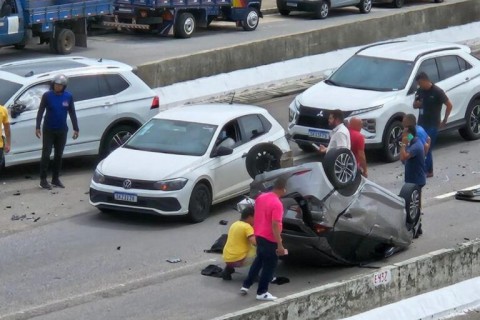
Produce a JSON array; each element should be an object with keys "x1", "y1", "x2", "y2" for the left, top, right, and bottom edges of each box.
[{"x1": 229, "y1": 91, "x2": 235, "y2": 105}]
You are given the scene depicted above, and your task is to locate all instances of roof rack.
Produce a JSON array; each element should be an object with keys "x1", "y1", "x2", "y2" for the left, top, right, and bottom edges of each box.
[
  {"x1": 355, "y1": 40, "x2": 407, "y2": 54},
  {"x1": 413, "y1": 46, "x2": 463, "y2": 62}
]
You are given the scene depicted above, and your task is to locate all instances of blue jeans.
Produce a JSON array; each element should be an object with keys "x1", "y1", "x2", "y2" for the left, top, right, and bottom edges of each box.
[
  {"x1": 242, "y1": 236, "x2": 278, "y2": 295},
  {"x1": 424, "y1": 127, "x2": 438, "y2": 174}
]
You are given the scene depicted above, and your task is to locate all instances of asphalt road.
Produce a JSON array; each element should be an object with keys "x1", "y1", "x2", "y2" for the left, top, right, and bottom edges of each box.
[
  {"x1": 1, "y1": 94, "x2": 480, "y2": 320},
  {"x1": 0, "y1": 0, "x2": 449, "y2": 66}
]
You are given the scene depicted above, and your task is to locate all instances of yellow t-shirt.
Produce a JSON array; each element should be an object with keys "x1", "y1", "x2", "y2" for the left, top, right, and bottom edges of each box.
[
  {"x1": 0, "y1": 106, "x2": 9, "y2": 149},
  {"x1": 223, "y1": 221, "x2": 255, "y2": 263}
]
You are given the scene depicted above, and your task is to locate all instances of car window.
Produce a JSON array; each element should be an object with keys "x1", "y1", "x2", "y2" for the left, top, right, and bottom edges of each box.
[
  {"x1": 0, "y1": 79, "x2": 22, "y2": 105},
  {"x1": 104, "y1": 74, "x2": 130, "y2": 95},
  {"x1": 457, "y1": 56, "x2": 472, "y2": 72},
  {"x1": 215, "y1": 120, "x2": 242, "y2": 148},
  {"x1": 16, "y1": 82, "x2": 50, "y2": 111},
  {"x1": 437, "y1": 56, "x2": 462, "y2": 80},
  {"x1": 417, "y1": 59, "x2": 440, "y2": 83},
  {"x1": 68, "y1": 75, "x2": 104, "y2": 101},
  {"x1": 239, "y1": 114, "x2": 268, "y2": 141}
]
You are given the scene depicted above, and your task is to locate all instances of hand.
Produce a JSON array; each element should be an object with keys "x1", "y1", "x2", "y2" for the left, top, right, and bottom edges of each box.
[
  {"x1": 72, "y1": 131, "x2": 79, "y2": 140},
  {"x1": 440, "y1": 120, "x2": 447, "y2": 129},
  {"x1": 362, "y1": 170, "x2": 368, "y2": 178},
  {"x1": 413, "y1": 100, "x2": 422, "y2": 109},
  {"x1": 318, "y1": 145, "x2": 327, "y2": 153},
  {"x1": 35, "y1": 129, "x2": 41, "y2": 139},
  {"x1": 4, "y1": 143, "x2": 10, "y2": 153},
  {"x1": 276, "y1": 244, "x2": 286, "y2": 256}
]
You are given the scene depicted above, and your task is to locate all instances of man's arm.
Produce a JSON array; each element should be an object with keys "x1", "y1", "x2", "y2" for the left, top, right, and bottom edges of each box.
[
  {"x1": 4, "y1": 122, "x2": 11, "y2": 153},
  {"x1": 441, "y1": 99, "x2": 453, "y2": 128},
  {"x1": 247, "y1": 235, "x2": 257, "y2": 246},
  {"x1": 272, "y1": 220, "x2": 285, "y2": 256},
  {"x1": 68, "y1": 96, "x2": 79, "y2": 139},
  {"x1": 424, "y1": 136, "x2": 431, "y2": 155},
  {"x1": 35, "y1": 93, "x2": 48, "y2": 138},
  {"x1": 358, "y1": 150, "x2": 368, "y2": 177}
]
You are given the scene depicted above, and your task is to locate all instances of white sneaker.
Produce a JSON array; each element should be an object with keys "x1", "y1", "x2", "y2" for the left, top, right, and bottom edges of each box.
[
  {"x1": 240, "y1": 287, "x2": 249, "y2": 296},
  {"x1": 256, "y1": 292, "x2": 277, "y2": 301}
]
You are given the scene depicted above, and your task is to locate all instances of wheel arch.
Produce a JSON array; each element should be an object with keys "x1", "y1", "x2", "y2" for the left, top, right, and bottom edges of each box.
[
  {"x1": 99, "y1": 118, "x2": 142, "y2": 153},
  {"x1": 381, "y1": 112, "x2": 406, "y2": 143}
]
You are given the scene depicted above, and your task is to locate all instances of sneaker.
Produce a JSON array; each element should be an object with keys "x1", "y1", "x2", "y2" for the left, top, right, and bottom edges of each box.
[
  {"x1": 39, "y1": 180, "x2": 52, "y2": 190},
  {"x1": 256, "y1": 292, "x2": 277, "y2": 301},
  {"x1": 240, "y1": 287, "x2": 249, "y2": 296},
  {"x1": 51, "y1": 179, "x2": 65, "y2": 188}
]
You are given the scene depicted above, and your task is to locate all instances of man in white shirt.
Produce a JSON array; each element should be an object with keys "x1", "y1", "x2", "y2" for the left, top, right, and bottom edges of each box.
[{"x1": 318, "y1": 109, "x2": 350, "y2": 153}]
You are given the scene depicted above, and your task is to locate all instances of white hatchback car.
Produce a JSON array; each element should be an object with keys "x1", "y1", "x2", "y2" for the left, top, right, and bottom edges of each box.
[
  {"x1": 0, "y1": 56, "x2": 160, "y2": 167},
  {"x1": 89, "y1": 104, "x2": 292, "y2": 222},
  {"x1": 288, "y1": 41, "x2": 480, "y2": 162}
]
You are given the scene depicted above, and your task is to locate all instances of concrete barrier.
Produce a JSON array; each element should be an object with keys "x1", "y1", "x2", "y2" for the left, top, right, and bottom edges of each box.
[
  {"x1": 213, "y1": 239, "x2": 480, "y2": 320},
  {"x1": 137, "y1": 0, "x2": 480, "y2": 88}
]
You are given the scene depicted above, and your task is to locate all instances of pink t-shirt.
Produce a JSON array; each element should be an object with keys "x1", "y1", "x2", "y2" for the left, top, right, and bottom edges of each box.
[{"x1": 254, "y1": 192, "x2": 283, "y2": 243}]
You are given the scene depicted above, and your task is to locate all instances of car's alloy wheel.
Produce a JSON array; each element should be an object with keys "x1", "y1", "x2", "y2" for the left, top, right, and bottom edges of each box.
[
  {"x1": 459, "y1": 100, "x2": 480, "y2": 141},
  {"x1": 408, "y1": 190, "x2": 420, "y2": 221},
  {"x1": 383, "y1": 120, "x2": 403, "y2": 162},
  {"x1": 359, "y1": 0, "x2": 372, "y2": 13},
  {"x1": 334, "y1": 152, "x2": 356, "y2": 184},
  {"x1": 100, "y1": 124, "x2": 136, "y2": 158},
  {"x1": 188, "y1": 183, "x2": 211, "y2": 223},
  {"x1": 314, "y1": 1, "x2": 329, "y2": 19},
  {"x1": 392, "y1": 0, "x2": 404, "y2": 8},
  {"x1": 400, "y1": 183, "x2": 421, "y2": 227},
  {"x1": 323, "y1": 148, "x2": 360, "y2": 192}
]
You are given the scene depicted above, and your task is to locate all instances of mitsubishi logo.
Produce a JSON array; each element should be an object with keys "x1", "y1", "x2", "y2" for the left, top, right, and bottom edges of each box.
[
  {"x1": 123, "y1": 179, "x2": 132, "y2": 189},
  {"x1": 317, "y1": 110, "x2": 324, "y2": 117}
]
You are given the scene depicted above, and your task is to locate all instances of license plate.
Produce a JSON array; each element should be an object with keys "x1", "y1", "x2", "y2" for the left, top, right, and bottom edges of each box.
[
  {"x1": 308, "y1": 129, "x2": 330, "y2": 140},
  {"x1": 286, "y1": 2, "x2": 297, "y2": 6},
  {"x1": 114, "y1": 192, "x2": 137, "y2": 203}
]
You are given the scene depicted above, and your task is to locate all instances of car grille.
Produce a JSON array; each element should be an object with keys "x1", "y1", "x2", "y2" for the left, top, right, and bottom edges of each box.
[
  {"x1": 297, "y1": 106, "x2": 330, "y2": 129},
  {"x1": 103, "y1": 176, "x2": 157, "y2": 190}
]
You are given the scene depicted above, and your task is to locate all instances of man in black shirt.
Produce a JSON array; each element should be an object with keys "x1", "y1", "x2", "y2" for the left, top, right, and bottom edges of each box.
[{"x1": 413, "y1": 72, "x2": 452, "y2": 178}]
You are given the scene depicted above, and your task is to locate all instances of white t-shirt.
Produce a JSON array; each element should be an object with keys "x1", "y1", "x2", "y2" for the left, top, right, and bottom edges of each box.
[{"x1": 327, "y1": 123, "x2": 351, "y2": 152}]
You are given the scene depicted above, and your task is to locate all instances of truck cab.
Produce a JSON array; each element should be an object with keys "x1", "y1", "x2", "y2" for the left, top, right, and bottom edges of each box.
[{"x1": 0, "y1": 0, "x2": 25, "y2": 48}]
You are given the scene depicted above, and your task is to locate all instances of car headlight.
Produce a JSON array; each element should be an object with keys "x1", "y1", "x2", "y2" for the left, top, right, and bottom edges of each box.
[
  {"x1": 153, "y1": 178, "x2": 188, "y2": 191},
  {"x1": 93, "y1": 169, "x2": 105, "y2": 184},
  {"x1": 349, "y1": 105, "x2": 383, "y2": 117},
  {"x1": 289, "y1": 98, "x2": 301, "y2": 122}
]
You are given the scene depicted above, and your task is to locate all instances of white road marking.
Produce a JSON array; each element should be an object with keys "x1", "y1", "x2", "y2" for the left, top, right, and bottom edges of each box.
[{"x1": 434, "y1": 184, "x2": 480, "y2": 200}]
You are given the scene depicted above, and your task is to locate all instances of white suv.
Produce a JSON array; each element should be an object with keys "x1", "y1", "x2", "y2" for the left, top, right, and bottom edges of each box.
[
  {"x1": 288, "y1": 41, "x2": 480, "y2": 162},
  {"x1": 0, "y1": 56, "x2": 160, "y2": 167}
]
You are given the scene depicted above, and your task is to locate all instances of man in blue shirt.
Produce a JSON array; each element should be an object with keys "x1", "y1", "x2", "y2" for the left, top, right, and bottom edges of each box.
[
  {"x1": 402, "y1": 114, "x2": 430, "y2": 156},
  {"x1": 36, "y1": 74, "x2": 79, "y2": 190}
]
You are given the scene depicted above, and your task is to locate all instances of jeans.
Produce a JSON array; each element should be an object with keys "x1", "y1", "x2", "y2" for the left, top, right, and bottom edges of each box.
[
  {"x1": 242, "y1": 236, "x2": 278, "y2": 295},
  {"x1": 0, "y1": 147, "x2": 4, "y2": 173},
  {"x1": 40, "y1": 129, "x2": 68, "y2": 181},
  {"x1": 424, "y1": 127, "x2": 438, "y2": 174}
]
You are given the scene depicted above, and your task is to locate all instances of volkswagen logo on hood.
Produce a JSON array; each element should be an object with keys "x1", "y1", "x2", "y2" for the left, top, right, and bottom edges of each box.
[{"x1": 123, "y1": 179, "x2": 132, "y2": 189}]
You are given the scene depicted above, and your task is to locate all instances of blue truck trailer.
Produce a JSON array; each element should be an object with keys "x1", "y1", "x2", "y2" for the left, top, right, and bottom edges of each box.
[
  {"x1": 102, "y1": 0, "x2": 262, "y2": 38},
  {"x1": 0, "y1": 0, "x2": 112, "y2": 54}
]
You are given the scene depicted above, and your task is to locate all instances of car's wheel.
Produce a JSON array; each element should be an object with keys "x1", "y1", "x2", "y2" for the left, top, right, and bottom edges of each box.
[
  {"x1": 174, "y1": 12, "x2": 195, "y2": 38},
  {"x1": 458, "y1": 99, "x2": 480, "y2": 141},
  {"x1": 242, "y1": 8, "x2": 259, "y2": 31},
  {"x1": 188, "y1": 183, "x2": 211, "y2": 223},
  {"x1": 399, "y1": 183, "x2": 421, "y2": 227},
  {"x1": 55, "y1": 28, "x2": 75, "y2": 55},
  {"x1": 358, "y1": 0, "x2": 372, "y2": 13},
  {"x1": 313, "y1": 0, "x2": 329, "y2": 19},
  {"x1": 323, "y1": 148, "x2": 358, "y2": 190},
  {"x1": 245, "y1": 143, "x2": 283, "y2": 179},
  {"x1": 276, "y1": 0, "x2": 291, "y2": 15},
  {"x1": 298, "y1": 143, "x2": 317, "y2": 153},
  {"x1": 391, "y1": 0, "x2": 404, "y2": 8},
  {"x1": 100, "y1": 125, "x2": 136, "y2": 158},
  {"x1": 382, "y1": 120, "x2": 403, "y2": 163},
  {"x1": 14, "y1": 44, "x2": 26, "y2": 50}
]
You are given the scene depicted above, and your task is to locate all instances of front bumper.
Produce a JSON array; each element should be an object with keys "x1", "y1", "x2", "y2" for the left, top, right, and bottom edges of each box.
[{"x1": 278, "y1": 0, "x2": 320, "y2": 12}]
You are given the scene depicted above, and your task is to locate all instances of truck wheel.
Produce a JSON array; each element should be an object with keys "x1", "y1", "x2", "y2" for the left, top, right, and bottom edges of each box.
[
  {"x1": 242, "y1": 8, "x2": 259, "y2": 31},
  {"x1": 56, "y1": 29, "x2": 75, "y2": 55},
  {"x1": 174, "y1": 13, "x2": 195, "y2": 38}
]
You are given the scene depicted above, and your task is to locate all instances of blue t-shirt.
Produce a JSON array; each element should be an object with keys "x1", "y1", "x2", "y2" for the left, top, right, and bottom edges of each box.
[
  {"x1": 36, "y1": 90, "x2": 79, "y2": 132},
  {"x1": 416, "y1": 125, "x2": 428, "y2": 145},
  {"x1": 405, "y1": 137, "x2": 426, "y2": 186}
]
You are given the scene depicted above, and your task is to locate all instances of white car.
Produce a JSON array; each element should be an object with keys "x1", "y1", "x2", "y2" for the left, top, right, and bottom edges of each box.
[
  {"x1": 89, "y1": 104, "x2": 292, "y2": 222},
  {"x1": 288, "y1": 41, "x2": 480, "y2": 162},
  {"x1": 0, "y1": 56, "x2": 160, "y2": 167}
]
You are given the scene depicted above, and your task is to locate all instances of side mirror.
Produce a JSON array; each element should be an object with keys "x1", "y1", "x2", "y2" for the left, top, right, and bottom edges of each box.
[
  {"x1": 212, "y1": 146, "x2": 233, "y2": 157},
  {"x1": 323, "y1": 68, "x2": 336, "y2": 79},
  {"x1": 10, "y1": 103, "x2": 27, "y2": 119}
]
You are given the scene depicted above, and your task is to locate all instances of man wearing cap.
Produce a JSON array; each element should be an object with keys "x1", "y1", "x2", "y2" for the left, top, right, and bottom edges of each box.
[{"x1": 36, "y1": 74, "x2": 79, "y2": 190}]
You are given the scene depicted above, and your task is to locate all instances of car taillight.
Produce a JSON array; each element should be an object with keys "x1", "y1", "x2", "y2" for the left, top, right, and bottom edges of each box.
[
  {"x1": 313, "y1": 223, "x2": 330, "y2": 235},
  {"x1": 151, "y1": 96, "x2": 159, "y2": 110}
]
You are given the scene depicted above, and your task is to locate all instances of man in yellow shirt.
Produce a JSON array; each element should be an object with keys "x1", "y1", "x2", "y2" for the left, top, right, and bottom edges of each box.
[
  {"x1": 0, "y1": 105, "x2": 11, "y2": 170},
  {"x1": 222, "y1": 206, "x2": 256, "y2": 280}
]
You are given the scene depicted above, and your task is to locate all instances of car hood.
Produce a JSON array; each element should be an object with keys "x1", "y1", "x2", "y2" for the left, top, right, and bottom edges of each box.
[
  {"x1": 98, "y1": 147, "x2": 204, "y2": 180},
  {"x1": 299, "y1": 81, "x2": 399, "y2": 111}
]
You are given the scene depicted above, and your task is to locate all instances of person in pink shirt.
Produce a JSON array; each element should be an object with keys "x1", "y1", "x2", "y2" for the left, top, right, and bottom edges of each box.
[{"x1": 240, "y1": 177, "x2": 288, "y2": 301}]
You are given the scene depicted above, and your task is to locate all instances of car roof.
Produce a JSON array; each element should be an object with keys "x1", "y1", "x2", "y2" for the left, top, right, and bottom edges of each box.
[
  {"x1": 153, "y1": 104, "x2": 270, "y2": 125},
  {"x1": 357, "y1": 41, "x2": 471, "y2": 61},
  {"x1": 0, "y1": 56, "x2": 133, "y2": 83}
]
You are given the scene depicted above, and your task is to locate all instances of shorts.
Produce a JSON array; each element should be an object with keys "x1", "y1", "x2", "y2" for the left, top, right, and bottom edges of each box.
[{"x1": 225, "y1": 247, "x2": 256, "y2": 269}]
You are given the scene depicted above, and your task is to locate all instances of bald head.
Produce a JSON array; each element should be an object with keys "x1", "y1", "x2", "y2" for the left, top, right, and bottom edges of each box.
[{"x1": 349, "y1": 117, "x2": 362, "y2": 131}]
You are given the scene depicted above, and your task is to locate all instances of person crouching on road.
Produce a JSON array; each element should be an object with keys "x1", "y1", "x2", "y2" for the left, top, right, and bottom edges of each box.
[
  {"x1": 36, "y1": 74, "x2": 79, "y2": 190},
  {"x1": 222, "y1": 206, "x2": 256, "y2": 281},
  {"x1": 240, "y1": 177, "x2": 288, "y2": 301}
]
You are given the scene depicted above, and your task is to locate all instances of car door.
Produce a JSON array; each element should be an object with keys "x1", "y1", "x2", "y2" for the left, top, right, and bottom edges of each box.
[
  {"x1": 0, "y1": 1, "x2": 24, "y2": 46},
  {"x1": 66, "y1": 74, "x2": 118, "y2": 155}
]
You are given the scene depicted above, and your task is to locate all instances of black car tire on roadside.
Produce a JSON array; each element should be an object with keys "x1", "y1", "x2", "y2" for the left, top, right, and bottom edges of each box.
[
  {"x1": 241, "y1": 7, "x2": 260, "y2": 31},
  {"x1": 434, "y1": 0, "x2": 444, "y2": 3},
  {"x1": 188, "y1": 183, "x2": 211, "y2": 223},
  {"x1": 100, "y1": 124, "x2": 136, "y2": 159},
  {"x1": 458, "y1": 99, "x2": 480, "y2": 141},
  {"x1": 313, "y1": 0, "x2": 329, "y2": 19},
  {"x1": 399, "y1": 183, "x2": 421, "y2": 227},
  {"x1": 276, "y1": 0, "x2": 291, "y2": 15},
  {"x1": 382, "y1": 120, "x2": 403, "y2": 163},
  {"x1": 358, "y1": 0, "x2": 372, "y2": 13},
  {"x1": 323, "y1": 148, "x2": 358, "y2": 190},
  {"x1": 245, "y1": 143, "x2": 283, "y2": 179},
  {"x1": 391, "y1": 0, "x2": 404, "y2": 8}
]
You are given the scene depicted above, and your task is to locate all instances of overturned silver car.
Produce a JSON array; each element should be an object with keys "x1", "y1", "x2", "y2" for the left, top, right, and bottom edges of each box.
[{"x1": 241, "y1": 147, "x2": 422, "y2": 265}]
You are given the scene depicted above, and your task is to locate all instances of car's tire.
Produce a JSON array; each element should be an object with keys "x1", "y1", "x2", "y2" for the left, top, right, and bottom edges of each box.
[
  {"x1": 188, "y1": 183, "x2": 211, "y2": 223},
  {"x1": 99, "y1": 208, "x2": 115, "y2": 214},
  {"x1": 14, "y1": 44, "x2": 26, "y2": 50},
  {"x1": 276, "y1": 0, "x2": 291, "y2": 15},
  {"x1": 174, "y1": 12, "x2": 195, "y2": 38},
  {"x1": 242, "y1": 7, "x2": 260, "y2": 31},
  {"x1": 298, "y1": 143, "x2": 317, "y2": 153},
  {"x1": 55, "y1": 28, "x2": 75, "y2": 55},
  {"x1": 245, "y1": 143, "x2": 283, "y2": 179},
  {"x1": 382, "y1": 120, "x2": 403, "y2": 163},
  {"x1": 391, "y1": 0, "x2": 404, "y2": 8},
  {"x1": 458, "y1": 99, "x2": 480, "y2": 141},
  {"x1": 323, "y1": 148, "x2": 358, "y2": 190},
  {"x1": 358, "y1": 0, "x2": 372, "y2": 13},
  {"x1": 399, "y1": 183, "x2": 421, "y2": 227},
  {"x1": 100, "y1": 125, "x2": 136, "y2": 158},
  {"x1": 313, "y1": 0, "x2": 329, "y2": 19}
]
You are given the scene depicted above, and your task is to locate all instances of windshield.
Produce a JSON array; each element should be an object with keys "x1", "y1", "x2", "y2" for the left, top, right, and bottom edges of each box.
[
  {"x1": 124, "y1": 119, "x2": 217, "y2": 156},
  {"x1": 0, "y1": 79, "x2": 22, "y2": 105},
  {"x1": 329, "y1": 55, "x2": 414, "y2": 91}
]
